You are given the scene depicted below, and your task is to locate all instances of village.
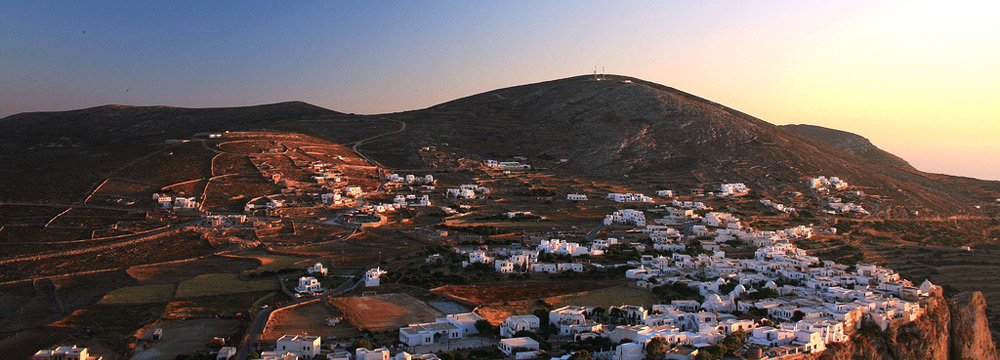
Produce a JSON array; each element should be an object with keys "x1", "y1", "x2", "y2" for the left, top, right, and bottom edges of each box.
[{"x1": 15, "y1": 133, "x2": 950, "y2": 360}]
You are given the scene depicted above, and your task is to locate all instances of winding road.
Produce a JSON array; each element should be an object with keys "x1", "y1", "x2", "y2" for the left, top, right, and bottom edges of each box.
[{"x1": 235, "y1": 117, "x2": 407, "y2": 360}]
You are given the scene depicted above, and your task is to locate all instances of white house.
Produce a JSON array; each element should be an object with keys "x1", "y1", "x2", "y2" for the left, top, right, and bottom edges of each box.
[
  {"x1": 295, "y1": 277, "x2": 322, "y2": 294},
  {"x1": 217, "y1": 347, "x2": 236, "y2": 360},
  {"x1": 605, "y1": 209, "x2": 646, "y2": 227},
  {"x1": 607, "y1": 193, "x2": 654, "y2": 203},
  {"x1": 275, "y1": 335, "x2": 321, "y2": 358},
  {"x1": 615, "y1": 343, "x2": 644, "y2": 360},
  {"x1": 307, "y1": 263, "x2": 327, "y2": 276},
  {"x1": 365, "y1": 267, "x2": 387, "y2": 287},
  {"x1": 557, "y1": 263, "x2": 584, "y2": 272},
  {"x1": 498, "y1": 337, "x2": 540, "y2": 355},
  {"x1": 355, "y1": 348, "x2": 390, "y2": 360},
  {"x1": 345, "y1": 186, "x2": 364, "y2": 197},
  {"x1": 399, "y1": 322, "x2": 462, "y2": 346},
  {"x1": 567, "y1": 193, "x2": 589, "y2": 201},
  {"x1": 495, "y1": 260, "x2": 517, "y2": 274},
  {"x1": 32, "y1": 345, "x2": 102, "y2": 360},
  {"x1": 436, "y1": 312, "x2": 485, "y2": 336},
  {"x1": 260, "y1": 352, "x2": 298, "y2": 360},
  {"x1": 500, "y1": 315, "x2": 541, "y2": 337}
]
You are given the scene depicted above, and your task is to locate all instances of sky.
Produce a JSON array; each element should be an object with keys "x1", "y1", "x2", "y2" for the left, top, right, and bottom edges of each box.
[{"x1": 2, "y1": 1, "x2": 998, "y2": 180}]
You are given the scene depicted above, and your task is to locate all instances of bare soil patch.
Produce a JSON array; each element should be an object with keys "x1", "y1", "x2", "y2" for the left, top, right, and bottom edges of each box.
[{"x1": 327, "y1": 293, "x2": 443, "y2": 331}]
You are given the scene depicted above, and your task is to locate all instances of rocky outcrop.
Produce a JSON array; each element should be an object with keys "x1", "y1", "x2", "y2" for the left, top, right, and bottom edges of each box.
[
  {"x1": 792, "y1": 291, "x2": 996, "y2": 360},
  {"x1": 949, "y1": 291, "x2": 999, "y2": 360}
]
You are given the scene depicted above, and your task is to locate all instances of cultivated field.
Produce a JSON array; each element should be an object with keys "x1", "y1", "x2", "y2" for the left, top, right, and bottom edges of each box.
[
  {"x1": 476, "y1": 285, "x2": 658, "y2": 324},
  {"x1": 98, "y1": 284, "x2": 176, "y2": 304},
  {"x1": 327, "y1": 293, "x2": 443, "y2": 331},
  {"x1": 175, "y1": 273, "x2": 277, "y2": 298},
  {"x1": 432, "y1": 282, "x2": 613, "y2": 304},
  {"x1": 133, "y1": 318, "x2": 241, "y2": 360},
  {"x1": 262, "y1": 301, "x2": 357, "y2": 341},
  {"x1": 126, "y1": 255, "x2": 259, "y2": 283},
  {"x1": 547, "y1": 285, "x2": 659, "y2": 308},
  {"x1": 232, "y1": 253, "x2": 309, "y2": 275}
]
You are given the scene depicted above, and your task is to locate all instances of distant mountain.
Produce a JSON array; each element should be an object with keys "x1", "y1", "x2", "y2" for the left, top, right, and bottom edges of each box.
[
  {"x1": 0, "y1": 101, "x2": 337, "y2": 149},
  {"x1": 0, "y1": 101, "x2": 338, "y2": 203},
  {"x1": 782, "y1": 124, "x2": 914, "y2": 170}
]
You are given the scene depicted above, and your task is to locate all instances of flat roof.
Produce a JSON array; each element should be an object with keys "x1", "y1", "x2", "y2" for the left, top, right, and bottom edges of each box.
[
  {"x1": 500, "y1": 337, "x2": 539, "y2": 347},
  {"x1": 277, "y1": 334, "x2": 320, "y2": 342},
  {"x1": 401, "y1": 322, "x2": 460, "y2": 334}
]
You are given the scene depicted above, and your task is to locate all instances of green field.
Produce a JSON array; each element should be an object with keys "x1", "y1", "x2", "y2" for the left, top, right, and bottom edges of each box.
[
  {"x1": 176, "y1": 273, "x2": 278, "y2": 298},
  {"x1": 97, "y1": 284, "x2": 176, "y2": 304}
]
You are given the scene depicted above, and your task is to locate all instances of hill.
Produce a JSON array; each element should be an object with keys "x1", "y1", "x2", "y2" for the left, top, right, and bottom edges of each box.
[
  {"x1": 782, "y1": 124, "x2": 914, "y2": 170},
  {"x1": 3, "y1": 76, "x2": 998, "y2": 215},
  {"x1": 0, "y1": 101, "x2": 339, "y2": 203},
  {"x1": 306, "y1": 75, "x2": 994, "y2": 216}
]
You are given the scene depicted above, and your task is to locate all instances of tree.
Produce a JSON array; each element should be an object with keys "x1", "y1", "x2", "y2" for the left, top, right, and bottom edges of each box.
[
  {"x1": 645, "y1": 337, "x2": 668, "y2": 360},
  {"x1": 568, "y1": 350, "x2": 592, "y2": 360},
  {"x1": 693, "y1": 345, "x2": 724, "y2": 360},
  {"x1": 352, "y1": 338, "x2": 373, "y2": 350},
  {"x1": 475, "y1": 319, "x2": 495, "y2": 336},
  {"x1": 533, "y1": 309, "x2": 550, "y2": 331},
  {"x1": 720, "y1": 330, "x2": 748, "y2": 351},
  {"x1": 791, "y1": 310, "x2": 805, "y2": 322}
]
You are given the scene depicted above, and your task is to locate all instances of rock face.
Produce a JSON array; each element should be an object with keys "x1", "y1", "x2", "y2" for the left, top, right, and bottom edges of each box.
[
  {"x1": 950, "y1": 292, "x2": 1000, "y2": 360},
  {"x1": 800, "y1": 291, "x2": 997, "y2": 360}
]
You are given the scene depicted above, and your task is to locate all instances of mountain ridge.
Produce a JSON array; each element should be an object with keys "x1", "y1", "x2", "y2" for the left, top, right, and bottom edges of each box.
[{"x1": 2, "y1": 75, "x2": 998, "y2": 214}]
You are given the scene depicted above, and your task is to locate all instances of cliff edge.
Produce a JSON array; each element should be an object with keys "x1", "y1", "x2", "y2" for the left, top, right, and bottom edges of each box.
[
  {"x1": 794, "y1": 291, "x2": 997, "y2": 360},
  {"x1": 950, "y1": 291, "x2": 999, "y2": 360}
]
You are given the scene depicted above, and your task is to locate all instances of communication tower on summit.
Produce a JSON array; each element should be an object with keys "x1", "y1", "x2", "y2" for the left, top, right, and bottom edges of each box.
[{"x1": 593, "y1": 66, "x2": 607, "y2": 80}]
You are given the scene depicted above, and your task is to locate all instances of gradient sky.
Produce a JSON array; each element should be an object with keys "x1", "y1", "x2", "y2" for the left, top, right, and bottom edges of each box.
[{"x1": 2, "y1": 1, "x2": 998, "y2": 180}]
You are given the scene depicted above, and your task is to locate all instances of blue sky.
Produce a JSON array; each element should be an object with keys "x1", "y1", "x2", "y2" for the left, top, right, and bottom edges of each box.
[{"x1": 2, "y1": 1, "x2": 999, "y2": 180}]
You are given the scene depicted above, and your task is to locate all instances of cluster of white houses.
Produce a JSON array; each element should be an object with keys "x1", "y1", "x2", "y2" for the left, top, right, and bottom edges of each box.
[
  {"x1": 825, "y1": 197, "x2": 869, "y2": 215},
  {"x1": 485, "y1": 160, "x2": 532, "y2": 171},
  {"x1": 399, "y1": 312, "x2": 486, "y2": 346},
  {"x1": 616, "y1": 240, "x2": 935, "y2": 355},
  {"x1": 442, "y1": 239, "x2": 935, "y2": 359},
  {"x1": 458, "y1": 239, "x2": 603, "y2": 274},
  {"x1": 447, "y1": 184, "x2": 491, "y2": 199},
  {"x1": 605, "y1": 209, "x2": 646, "y2": 227},
  {"x1": 717, "y1": 183, "x2": 750, "y2": 197},
  {"x1": 809, "y1": 176, "x2": 849, "y2": 192},
  {"x1": 607, "y1": 193, "x2": 654, "y2": 203},
  {"x1": 387, "y1": 173, "x2": 436, "y2": 185},
  {"x1": 32, "y1": 345, "x2": 102, "y2": 360},
  {"x1": 153, "y1": 193, "x2": 199, "y2": 211}
]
